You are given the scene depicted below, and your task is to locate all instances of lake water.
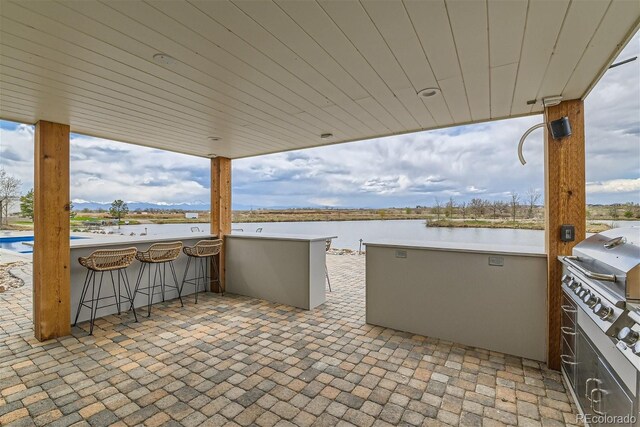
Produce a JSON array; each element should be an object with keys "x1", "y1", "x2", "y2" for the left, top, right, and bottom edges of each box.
[
  {"x1": 102, "y1": 219, "x2": 640, "y2": 251},
  {"x1": 107, "y1": 220, "x2": 547, "y2": 251}
]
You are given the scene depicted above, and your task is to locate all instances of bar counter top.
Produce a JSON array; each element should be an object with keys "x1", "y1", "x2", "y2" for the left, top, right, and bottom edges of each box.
[
  {"x1": 227, "y1": 232, "x2": 337, "y2": 242},
  {"x1": 67, "y1": 233, "x2": 217, "y2": 249},
  {"x1": 364, "y1": 239, "x2": 546, "y2": 257}
]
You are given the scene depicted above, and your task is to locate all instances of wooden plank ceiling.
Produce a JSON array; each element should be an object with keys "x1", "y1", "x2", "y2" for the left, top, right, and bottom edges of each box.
[{"x1": 1, "y1": 0, "x2": 638, "y2": 159}]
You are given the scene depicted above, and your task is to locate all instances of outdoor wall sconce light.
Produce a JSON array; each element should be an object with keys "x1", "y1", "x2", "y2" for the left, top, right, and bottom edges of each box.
[{"x1": 517, "y1": 96, "x2": 571, "y2": 165}]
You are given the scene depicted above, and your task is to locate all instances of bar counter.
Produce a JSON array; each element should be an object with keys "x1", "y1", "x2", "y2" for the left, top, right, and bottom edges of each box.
[
  {"x1": 69, "y1": 233, "x2": 216, "y2": 324},
  {"x1": 226, "y1": 233, "x2": 336, "y2": 310},
  {"x1": 365, "y1": 240, "x2": 547, "y2": 361}
]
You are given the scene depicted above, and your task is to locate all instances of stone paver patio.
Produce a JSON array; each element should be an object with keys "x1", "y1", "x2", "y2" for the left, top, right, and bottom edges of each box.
[{"x1": 1, "y1": 254, "x2": 578, "y2": 427}]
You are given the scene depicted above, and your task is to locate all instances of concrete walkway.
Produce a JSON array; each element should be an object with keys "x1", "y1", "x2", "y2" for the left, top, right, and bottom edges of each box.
[{"x1": 0, "y1": 254, "x2": 578, "y2": 426}]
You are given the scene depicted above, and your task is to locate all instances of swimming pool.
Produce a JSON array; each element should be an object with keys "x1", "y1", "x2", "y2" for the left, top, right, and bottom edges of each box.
[{"x1": 0, "y1": 236, "x2": 86, "y2": 253}]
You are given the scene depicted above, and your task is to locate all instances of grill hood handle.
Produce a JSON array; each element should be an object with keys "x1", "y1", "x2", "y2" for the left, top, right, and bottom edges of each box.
[{"x1": 562, "y1": 256, "x2": 617, "y2": 282}]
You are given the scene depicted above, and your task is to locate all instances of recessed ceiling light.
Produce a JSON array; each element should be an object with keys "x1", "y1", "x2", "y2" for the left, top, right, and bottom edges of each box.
[
  {"x1": 208, "y1": 136, "x2": 221, "y2": 142},
  {"x1": 417, "y1": 87, "x2": 441, "y2": 98},
  {"x1": 153, "y1": 53, "x2": 176, "y2": 65},
  {"x1": 320, "y1": 133, "x2": 333, "y2": 139}
]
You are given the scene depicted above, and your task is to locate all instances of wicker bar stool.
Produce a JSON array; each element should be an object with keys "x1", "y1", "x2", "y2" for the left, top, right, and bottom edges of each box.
[
  {"x1": 74, "y1": 247, "x2": 138, "y2": 335},
  {"x1": 132, "y1": 241, "x2": 183, "y2": 317},
  {"x1": 180, "y1": 239, "x2": 223, "y2": 303}
]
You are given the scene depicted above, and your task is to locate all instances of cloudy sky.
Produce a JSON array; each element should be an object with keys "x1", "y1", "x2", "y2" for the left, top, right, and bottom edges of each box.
[{"x1": 1, "y1": 34, "x2": 638, "y2": 209}]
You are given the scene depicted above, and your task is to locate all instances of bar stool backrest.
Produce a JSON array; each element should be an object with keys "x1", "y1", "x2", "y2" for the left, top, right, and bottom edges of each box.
[
  {"x1": 325, "y1": 239, "x2": 332, "y2": 252},
  {"x1": 79, "y1": 247, "x2": 137, "y2": 271},
  {"x1": 136, "y1": 241, "x2": 183, "y2": 263},
  {"x1": 184, "y1": 239, "x2": 222, "y2": 257}
]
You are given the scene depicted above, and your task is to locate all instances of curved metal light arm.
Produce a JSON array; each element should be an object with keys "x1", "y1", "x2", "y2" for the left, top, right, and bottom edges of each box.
[{"x1": 518, "y1": 123, "x2": 545, "y2": 165}]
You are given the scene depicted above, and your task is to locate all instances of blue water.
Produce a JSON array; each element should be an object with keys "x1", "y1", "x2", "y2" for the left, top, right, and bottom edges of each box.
[{"x1": 0, "y1": 236, "x2": 85, "y2": 253}]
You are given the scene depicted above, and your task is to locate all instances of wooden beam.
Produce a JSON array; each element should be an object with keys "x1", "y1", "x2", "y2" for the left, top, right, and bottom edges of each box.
[
  {"x1": 210, "y1": 157, "x2": 232, "y2": 292},
  {"x1": 33, "y1": 121, "x2": 71, "y2": 341},
  {"x1": 544, "y1": 100, "x2": 585, "y2": 370}
]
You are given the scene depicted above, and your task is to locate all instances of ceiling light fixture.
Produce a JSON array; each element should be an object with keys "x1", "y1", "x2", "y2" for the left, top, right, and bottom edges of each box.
[
  {"x1": 208, "y1": 136, "x2": 221, "y2": 142},
  {"x1": 417, "y1": 87, "x2": 441, "y2": 98},
  {"x1": 207, "y1": 153, "x2": 217, "y2": 158},
  {"x1": 153, "y1": 53, "x2": 176, "y2": 65},
  {"x1": 320, "y1": 133, "x2": 333, "y2": 139}
]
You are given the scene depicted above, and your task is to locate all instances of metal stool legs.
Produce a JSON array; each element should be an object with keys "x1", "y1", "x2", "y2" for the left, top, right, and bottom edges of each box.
[
  {"x1": 180, "y1": 255, "x2": 219, "y2": 303},
  {"x1": 131, "y1": 260, "x2": 183, "y2": 317},
  {"x1": 74, "y1": 267, "x2": 138, "y2": 335}
]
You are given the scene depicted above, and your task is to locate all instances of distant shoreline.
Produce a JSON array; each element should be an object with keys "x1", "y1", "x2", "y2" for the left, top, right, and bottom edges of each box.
[{"x1": 4, "y1": 206, "x2": 635, "y2": 232}]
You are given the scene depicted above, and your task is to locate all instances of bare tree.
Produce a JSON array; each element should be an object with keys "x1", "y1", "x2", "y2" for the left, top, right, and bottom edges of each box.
[
  {"x1": 525, "y1": 187, "x2": 541, "y2": 219},
  {"x1": 433, "y1": 198, "x2": 442, "y2": 220},
  {"x1": 0, "y1": 169, "x2": 22, "y2": 227},
  {"x1": 445, "y1": 197, "x2": 456, "y2": 218},
  {"x1": 460, "y1": 201, "x2": 467, "y2": 221},
  {"x1": 509, "y1": 192, "x2": 520, "y2": 222},
  {"x1": 470, "y1": 198, "x2": 485, "y2": 218},
  {"x1": 490, "y1": 201, "x2": 499, "y2": 219}
]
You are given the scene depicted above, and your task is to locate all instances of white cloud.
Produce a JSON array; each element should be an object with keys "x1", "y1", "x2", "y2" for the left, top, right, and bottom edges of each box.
[
  {"x1": 587, "y1": 178, "x2": 640, "y2": 194},
  {"x1": 309, "y1": 198, "x2": 340, "y2": 207}
]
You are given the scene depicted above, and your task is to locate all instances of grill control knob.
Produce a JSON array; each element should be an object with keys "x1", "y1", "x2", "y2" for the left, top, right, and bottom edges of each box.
[
  {"x1": 562, "y1": 274, "x2": 571, "y2": 284},
  {"x1": 574, "y1": 285, "x2": 582, "y2": 295},
  {"x1": 578, "y1": 289, "x2": 589, "y2": 299},
  {"x1": 592, "y1": 303, "x2": 612, "y2": 320},
  {"x1": 618, "y1": 327, "x2": 640, "y2": 345},
  {"x1": 568, "y1": 279, "x2": 579, "y2": 290},
  {"x1": 583, "y1": 294, "x2": 599, "y2": 307},
  {"x1": 633, "y1": 342, "x2": 640, "y2": 355}
]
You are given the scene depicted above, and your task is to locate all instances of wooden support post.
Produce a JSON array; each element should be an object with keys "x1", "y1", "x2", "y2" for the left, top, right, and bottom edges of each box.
[
  {"x1": 545, "y1": 100, "x2": 585, "y2": 370},
  {"x1": 211, "y1": 157, "x2": 232, "y2": 292},
  {"x1": 33, "y1": 121, "x2": 71, "y2": 341}
]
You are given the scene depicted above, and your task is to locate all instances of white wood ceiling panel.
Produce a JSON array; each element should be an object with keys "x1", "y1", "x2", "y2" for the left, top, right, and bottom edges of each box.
[
  {"x1": 490, "y1": 63, "x2": 519, "y2": 119},
  {"x1": 185, "y1": 0, "x2": 371, "y2": 137},
  {"x1": 28, "y1": 0, "x2": 346, "y2": 141},
  {"x1": 189, "y1": 2, "x2": 379, "y2": 137},
  {"x1": 488, "y1": 0, "x2": 527, "y2": 68},
  {"x1": 487, "y1": 0, "x2": 526, "y2": 119},
  {"x1": 356, "y1": 97, "x2": 404, "y2": 132},
  {"x1": 0, "y1": 43, "x2": 302, "y2": 151},
  {"x1": 0, "y1": 87, "x2": 215, "y2": 154},
  {"x1": 0, "y1": 79, "x2": 278, "y2": 155},
  {"x1": 511, "y1": 0, "x2": 571, "y2": 116},
  {"x1": 563, "y1": 1, "x2": 640, "y2": 99},
  {"x1": 146, "y1": 0, "x2": 333, "y2": 119},
  {"x1": 533, "y1": 0, "x2": 611, "y2": 109},
  {"x1": 403, "y1": 0, "x2": 461, "y2": 126},
  {"x1": 438, "y1": 75, "x2": 471, "y2": 123},
  {"x1": 1, "y1": 9, "x2": 324, "y2": 148},
  {"x1": 359, "y1": 0, "x2": 439, "y2": 128},
  {"x1": 316, "y1": 0, "x2": 420, "y2": 130},
  {"x1": 0, "y1": 0, "x2": 636, "y2": 158},
  {"x1": 0, "y1": 48, "x2": 299, "y2": 148},
  {"x1": 447, "y1": 0, "x2": 490, "y2": 122},
  {"x1": 274, "y1": 0, "x2": 407, "y2": 132},
  {"x1": 0, "y1": 17, "x2": 311, "y2": 147},
  {"x1": 393, "y1": 88, "x2": 436, "y2": 129},
  {"x1": 227, "y1": 0, "x2": 367, "y2": 102},
  {"x1": 403, "y1": 0, "x2": 459, "y2": 81}
]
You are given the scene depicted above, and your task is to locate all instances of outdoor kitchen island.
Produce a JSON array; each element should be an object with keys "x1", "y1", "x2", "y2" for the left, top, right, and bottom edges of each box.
[
  {"x1": 365, "y1": 240, "x2": 547, "y2": 361},
  {"x1": 225, "y1": 233, "x2": 336, "y2": 310}
]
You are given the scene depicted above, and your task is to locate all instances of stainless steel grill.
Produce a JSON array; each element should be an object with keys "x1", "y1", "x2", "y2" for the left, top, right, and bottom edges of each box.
[
  {"x1": 559, "y1": 227, "x2": 640, "y2": 426},
  {"x1": 563, "y1": 227, "x2": 640, "y2": 302}
]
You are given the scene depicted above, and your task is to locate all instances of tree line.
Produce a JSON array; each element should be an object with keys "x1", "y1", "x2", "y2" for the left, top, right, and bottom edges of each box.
[{"x1": 429, "y1": 189, "x2": 542, "y2": 222}]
